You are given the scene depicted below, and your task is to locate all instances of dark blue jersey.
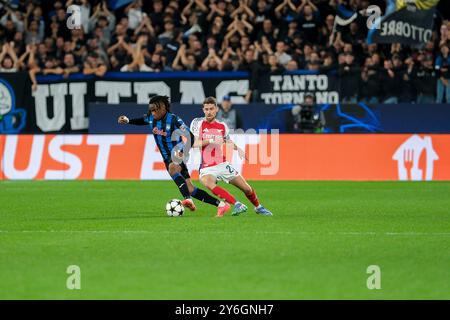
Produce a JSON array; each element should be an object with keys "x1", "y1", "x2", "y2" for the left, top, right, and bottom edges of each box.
[{"x1": 143, "y1": 112, "x2": 190, "y2": 162}]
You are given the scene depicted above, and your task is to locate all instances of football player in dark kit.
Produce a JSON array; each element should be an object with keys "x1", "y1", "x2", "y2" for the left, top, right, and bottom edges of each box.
[{"x1": 118, "y1": 95, "x2": 231, "y2": 217}]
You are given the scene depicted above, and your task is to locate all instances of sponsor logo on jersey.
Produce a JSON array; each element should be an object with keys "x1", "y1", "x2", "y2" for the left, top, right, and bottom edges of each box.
[{"x1": 152, "y1": 127, "x2": 167, "y2": 136}]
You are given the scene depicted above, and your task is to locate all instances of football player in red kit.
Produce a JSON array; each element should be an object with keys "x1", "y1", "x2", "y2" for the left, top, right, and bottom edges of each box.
[{"x1": 190, "y1": 96, "x2": 273, "y2": 217}]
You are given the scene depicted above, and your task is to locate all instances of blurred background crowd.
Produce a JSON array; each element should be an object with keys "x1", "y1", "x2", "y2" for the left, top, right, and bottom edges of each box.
[{"x1": 0, "y1": 0, "x2": 449, "y2": 103}]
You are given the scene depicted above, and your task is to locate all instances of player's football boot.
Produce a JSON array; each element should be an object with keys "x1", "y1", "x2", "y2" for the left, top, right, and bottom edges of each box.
[
  {"x1": 255, "y1": 205, "x2": 273, "y2": 216},
  {"x1": 231, "y1": 202, "x2": 248, "y2": 216},
  {"x1": 216, "y1": 202, "x2": 231, "y2": 218},
  {"x1": 182, "y1": 198, "x2": 196, "y2": 211}
]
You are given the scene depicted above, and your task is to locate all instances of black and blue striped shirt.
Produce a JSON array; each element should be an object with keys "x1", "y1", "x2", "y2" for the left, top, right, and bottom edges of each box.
[{"x1": 129, "y1": 112, "x2": 192, "y2": 162}]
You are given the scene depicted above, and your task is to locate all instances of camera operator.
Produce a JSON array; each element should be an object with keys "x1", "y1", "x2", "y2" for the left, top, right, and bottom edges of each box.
[{"x1": 290, "y1": 94, "x2": 325, "y2": 133}]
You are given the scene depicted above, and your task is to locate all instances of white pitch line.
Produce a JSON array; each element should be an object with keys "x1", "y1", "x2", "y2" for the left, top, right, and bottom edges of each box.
[{"x1": 1, "y1": 230, "x2": 450, "y2": 236}]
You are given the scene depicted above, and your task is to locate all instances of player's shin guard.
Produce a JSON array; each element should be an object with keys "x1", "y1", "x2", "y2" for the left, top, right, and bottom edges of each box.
[
  {"x1": 191, "y1": 187, "x2": 221, "y2": 207},
  {"x1": 171, "y1": 173, "x2": 191, "y2": 199},
  {"x1": 211, "y1": 186, "x2": 237, "y2": 205},
  {"x1": 246, "y1": 189, "x2": 260, "y2": 207}
]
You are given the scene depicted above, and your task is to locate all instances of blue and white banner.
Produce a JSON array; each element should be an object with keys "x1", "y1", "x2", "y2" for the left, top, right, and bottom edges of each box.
[{"x1": 0, "y1": 72, "x2": 30, "y2": 134}]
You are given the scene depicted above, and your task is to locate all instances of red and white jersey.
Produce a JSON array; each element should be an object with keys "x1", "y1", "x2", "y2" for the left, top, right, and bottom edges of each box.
[{"x1": 190, "y1": 117, "x2": 230, "y2": 168}]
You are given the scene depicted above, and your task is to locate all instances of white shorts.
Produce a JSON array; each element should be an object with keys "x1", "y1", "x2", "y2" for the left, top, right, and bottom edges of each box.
[{"x1": 199, "y1": 162, "x2": 240, "y2": 184}]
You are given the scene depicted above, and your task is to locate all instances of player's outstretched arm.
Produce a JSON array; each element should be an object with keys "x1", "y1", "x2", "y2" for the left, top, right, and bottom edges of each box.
[
  {"x1": 226, "y1": 140, "x2": 248, "y2": 160},
  {"x1": 118, "y1": 115, "x2": 148, "y2": 125}
]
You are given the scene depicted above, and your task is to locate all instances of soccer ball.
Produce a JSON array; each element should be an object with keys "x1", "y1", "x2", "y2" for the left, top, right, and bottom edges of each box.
[{"x1": 166, "y1": 199, "x2": 185, "y2": 217}]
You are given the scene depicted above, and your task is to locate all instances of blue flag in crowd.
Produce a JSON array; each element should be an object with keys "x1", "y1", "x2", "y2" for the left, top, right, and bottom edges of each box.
[{"x1": 108, "y1": 0, "x2": 134, "y2": 10}]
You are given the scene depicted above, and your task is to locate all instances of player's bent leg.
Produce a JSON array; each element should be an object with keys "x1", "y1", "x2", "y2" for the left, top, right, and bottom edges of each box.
[
  {"x1": 226, "y1": 175, "x2": 249, "y2": 216},
  {"x1": 229, "y1": 176, "x2": 273, "y2": 216},
  {"x1": 202, "y1": 175, "x2": 237, "y2": 205},
  {"x1": 186, "y1": 178, "x2": 225, "y2": 208},
  {"x1": 168, "y1": 162, "x2": 195, "y2": 211},
  {"x1": 200, "y1": 174, "x2": 233, "y2": 217},
  {"x1": 185, "y1": 178, "x2": 195, "y2": 195},
  {"x1": 229, "y1": 175, "x2": 253, "y2": 195}
]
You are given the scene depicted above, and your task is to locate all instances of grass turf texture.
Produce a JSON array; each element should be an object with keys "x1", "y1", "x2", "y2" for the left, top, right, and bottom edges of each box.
[{"x1": 1, "y1": 181, "x2": 449, "y2": 299}]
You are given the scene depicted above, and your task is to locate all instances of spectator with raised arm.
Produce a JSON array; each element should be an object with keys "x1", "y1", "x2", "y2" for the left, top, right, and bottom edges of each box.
[
  {"x1": 201, "y1": 48, "x2": 223, "y2": 71},
  {"x1": 83, "y1": 52, "x2": 107, "y2": 77},
  {"x1": 0, "y1": 42, "x2": 19, "y2": 72},
  {"x1": 88, "y1": 2, "x2": 116, "y2": 42},
  {"x1": 297, "y1": 0, "x2": 321, "y2": 44}
]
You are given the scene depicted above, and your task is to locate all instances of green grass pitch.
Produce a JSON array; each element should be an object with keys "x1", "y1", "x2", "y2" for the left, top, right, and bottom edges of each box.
[{"x1": 1, "y1": 180, "x2": 449, "y2": 299}]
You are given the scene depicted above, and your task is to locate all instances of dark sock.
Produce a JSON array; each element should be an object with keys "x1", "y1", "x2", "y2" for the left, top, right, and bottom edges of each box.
[
  {"x1": 171, "y1": 173, "x2": 191, "y2": 199},
  {"x1": 191, "y1": 187, "x2": 221, "y2": 207}
]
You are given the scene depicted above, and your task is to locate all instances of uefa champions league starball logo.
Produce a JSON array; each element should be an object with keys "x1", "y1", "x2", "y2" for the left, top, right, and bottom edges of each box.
[
  {"x1": 0, "y1": 79, "x2": 27, "y2": 133},
  {"x1": 0, "y1": 82, "x2": 13, "y2": 116}
]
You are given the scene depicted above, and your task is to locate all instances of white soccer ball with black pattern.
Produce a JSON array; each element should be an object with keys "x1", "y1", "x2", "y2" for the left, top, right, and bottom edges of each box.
[{"x1": 166, "y1": 199, "x2": 185, "y2": 217}]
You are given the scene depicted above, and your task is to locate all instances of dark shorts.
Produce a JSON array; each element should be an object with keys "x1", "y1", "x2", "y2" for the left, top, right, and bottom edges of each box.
[{"x1": 164, "y1": 160, "x2": 191, "y2": 180}]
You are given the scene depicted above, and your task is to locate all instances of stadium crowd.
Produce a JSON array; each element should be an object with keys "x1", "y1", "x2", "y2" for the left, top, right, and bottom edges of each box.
[{"x1": 0, "y1": 0, "x2": 449, "y2": 103}]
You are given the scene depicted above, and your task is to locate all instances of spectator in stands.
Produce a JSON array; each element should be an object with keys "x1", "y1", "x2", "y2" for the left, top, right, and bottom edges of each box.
[
  {"x1": 343, "y1": 21, "x2": 365, "y2": 48},
  {"x1": 43, "y1": 52, "x2": 80, "y2": 78},
  {"x1": 320, "y1": 14, "x2": 334, "y2": 45},
  {"x1": 120, "y1": 35, "x2": 152, "y2": 72},
  {"x1": 267, "y1": 53, "x2": 285, "y2": 74},
  {"x1": 107, "y1": 35, "x2": 132, "y2": 70},
  {"x1": 158, "y1": 17, "x2": 175, "y2": 46},
  {"x1": 275, "y1": 40, "x2": 292, "y2": 67},
  {"x1": 414, "y1": 54, "x2": 436, "y2": 104},
  {"x1": 436, "y1": 43, "x2": 450, "y2": 103},
  {"x1": 297, "y1": 0, "x2": 320, "y2": 44},
  {"x1": 401, "y1": 57, "x2": 416, "y2": 103},
  {"x1": 256, "y1": 19, "x2": 276, "y2": 47},
  {"x1": 89, "y1": 2, "x2": 116, "y2": 43},
  {"x1": 208, "y1": 15, "x2": 225, "y2": 48},
  {"x1": 253, "y1": 0, "x2": 273, "y2": 28},
  {"x1": 125, "y1": 0, "x2": 144, "y2": 30},
  {"x1": 0, "y1": 0, "x2": 447, "y2": 108},
  {"x1": 52, "y1": 6, "x2": 72, "y2": 41},
  {"x1": 172, "y1": 44, "x2": 198, "y2": 71},
  {"x1": 360, "y1": 56, "x2": 380, "y2": 104},
  {"x1": 338, "y1": 53, "x2": 359, "y2": 103},
  {"x1": 83, "y1": 52, "x2": 107, "y2": 77},
  {"x1": 206, "y1": 0, "x2": 227, "y2": 24},
  {"x1": 186, "y1": 35, "x2": 203, "y2": 64},
  {"x1": 221, "y1": 47, "x2": 241, "y2": 71},
  {"x1": 319, "y1": 52, "x2": 336, "y2": 72},
  {"x1": 286, "y1": 59, "x2": 299, "y2": 71},
  {"x1": 134, "y1": 12, "x2": 155, "y2": 39},
  {"x1": 274, "y1": 0, "x2": 299, "y2": 30},
  {"x1": 0, "y1": 42, "x2": 19, "y2": 72},
  {"x1": 306, "y1": 51, "x2": 320, "y2": 70},
  {"x1": 164, "y1": 29, "x2": 183, "y2": 69},
  {"x1": 1, "y1": 6, "x2": 24, "y2": 36},
  {"x1": 201, "y1": 48, "x2": 223, "y2": 71},
  {"x1": 438, "y1": 23, "x2": 449, "y2": 48},
  {"x1": 380, "y1": 57, "x2": 402, "y2": 104},
  {"x1": 25, "y1": 19, "x2": 44, "y2": 45},
  {"x1": 149, "y1": 0, "x2": 164, "y2": 34},
  {"x1": 217, "y1": 95, "x2": 243, "y2": 130}
]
